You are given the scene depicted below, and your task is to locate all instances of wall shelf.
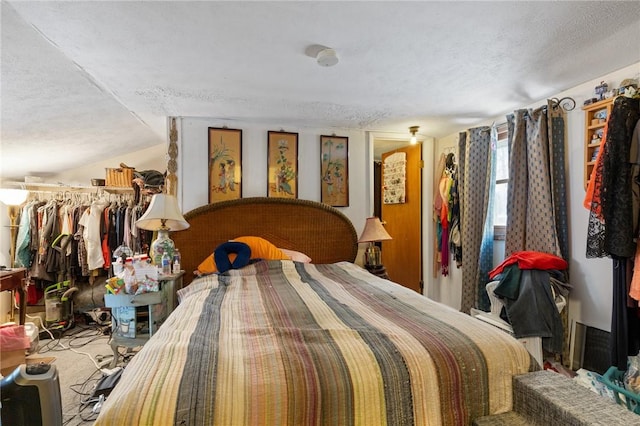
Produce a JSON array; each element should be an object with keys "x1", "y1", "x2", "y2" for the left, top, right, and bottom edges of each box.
[{"x1": 583, "y1": 98, "x2": 614, "y2": 189}]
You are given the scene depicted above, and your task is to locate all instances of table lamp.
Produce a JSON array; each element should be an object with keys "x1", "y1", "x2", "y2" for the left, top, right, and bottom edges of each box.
[
  {"x1": 358, "y1": 217, "x2": 392, "y2": 267},
  {"x1": 135, "y1": 194, "x2": 190, "y2": 266},
  {"x1": 0, "y1": 188, "x2": 29, "y2": 267}
]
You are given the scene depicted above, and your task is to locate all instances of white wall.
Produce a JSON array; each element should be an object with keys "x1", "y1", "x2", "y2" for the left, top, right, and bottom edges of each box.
[
  {"x1": 178, "y1": 118, "x2": 370, "y2": 248},
  {"x1": 429, "y1": 61, "x2": 640, "y2": 334},
  {"x1": 50, "y1": 144, "x2": 168, "y2": 186},
  {"x1": 427, "y1": 133, "x2": 463, "y2": 309}
]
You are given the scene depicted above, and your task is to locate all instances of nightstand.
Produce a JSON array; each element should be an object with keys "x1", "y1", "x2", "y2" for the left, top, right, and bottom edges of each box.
[
  {"x1": 159, "y1": 270, "x2": 184, "y2": 312},
  {"x1": 104, "y1": 271, "x2": 184, "y2": 367},
  {"x1": 365, "y1": 264, "x2": 390, "y2": 280}
]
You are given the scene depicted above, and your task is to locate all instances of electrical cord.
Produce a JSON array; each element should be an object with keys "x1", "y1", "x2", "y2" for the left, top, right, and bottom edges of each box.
[
  {"x1": 35, "y1": 322, "x2": 111, "y2": 370},
  {"x1": 62, "y1": 367, "x2": 104, "y2": 425},
  {"x1": 35, "y1": 325, "x2": 117, "y2": 424},
  {"x1": 22, "y1": 301, "x2": 120, "y2": 422},
  {"x1": 16, "y1": 281, "x2": 117, "y2": 422}
]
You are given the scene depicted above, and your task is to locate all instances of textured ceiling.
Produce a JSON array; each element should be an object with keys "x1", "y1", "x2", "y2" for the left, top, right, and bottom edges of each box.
[{"x1": 1, "y1": 1, "x2": 639, "y2": 180}]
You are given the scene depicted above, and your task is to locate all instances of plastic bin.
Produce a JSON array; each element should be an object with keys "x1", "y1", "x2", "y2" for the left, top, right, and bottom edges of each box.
[{"x1": 598, "y1": 366, "x2": 640, "y2": 415}]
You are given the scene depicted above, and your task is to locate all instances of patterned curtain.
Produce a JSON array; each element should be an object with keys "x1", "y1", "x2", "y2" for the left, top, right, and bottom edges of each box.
[
  {"x1": 505, "y1": 100, "x2": 567, "y2": 260},
  {"x1": 459, "y1": 127, "x2": 495, "y2": 313},
  {"x1": 504, "y1": 101, "x2": 571, "y2": 362},
  {"x1": 548, "y1": 103, "x2": 570, "y2": 262}
]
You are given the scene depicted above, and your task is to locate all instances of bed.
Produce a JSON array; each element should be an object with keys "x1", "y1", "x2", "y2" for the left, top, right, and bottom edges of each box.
[{"x1": 95, "y1": 197, "x2": 536, "y2": 425}]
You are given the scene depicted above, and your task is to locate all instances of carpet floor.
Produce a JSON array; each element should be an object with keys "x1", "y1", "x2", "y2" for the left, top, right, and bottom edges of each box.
[{"x1": 28, "y1": 324, "x2": 121, "y2": 425}]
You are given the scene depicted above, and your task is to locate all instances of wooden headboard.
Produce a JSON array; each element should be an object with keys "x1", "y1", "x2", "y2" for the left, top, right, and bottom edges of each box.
[{"x1": 172, "y1": 197, "x2": 358, "y2": 285}]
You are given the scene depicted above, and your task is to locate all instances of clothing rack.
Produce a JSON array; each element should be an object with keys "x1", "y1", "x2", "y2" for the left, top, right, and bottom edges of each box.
[
  {"x1": 2, "y1": 180, "x2": 138, "y2": 205},
  {"x1": 26, "y1": 190, "x2": 135, "y2": 205},
  {"x1": 2, "y1": 180, "x2": 134, "y2": 193},
  {"x1": 16, "y1": 187, "x2": 151, "y2": 288}
]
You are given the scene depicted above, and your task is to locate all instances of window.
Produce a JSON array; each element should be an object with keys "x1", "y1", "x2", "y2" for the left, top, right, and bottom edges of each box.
[{"x1": 494, "y1": 124, "x2": 509, "y2": 240}]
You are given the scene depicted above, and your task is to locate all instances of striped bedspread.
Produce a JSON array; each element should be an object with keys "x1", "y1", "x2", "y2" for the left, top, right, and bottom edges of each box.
[{"x1": 96, "y1": 260, "x2": 535, "y2": 426}]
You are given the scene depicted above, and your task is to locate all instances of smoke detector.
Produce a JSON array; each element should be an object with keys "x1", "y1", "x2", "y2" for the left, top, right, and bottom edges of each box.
[
  {"x1": 316, "y1": 48, "x2": 339, "y2": 67},
  {"x1": 305, "y1": 44, "x2": 339, "y2": 67}
]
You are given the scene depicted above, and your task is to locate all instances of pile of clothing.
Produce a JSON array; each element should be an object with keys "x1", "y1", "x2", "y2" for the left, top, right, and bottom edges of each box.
[{"x1": 489, "y1": 251, "x2": 571, "y2": 355}]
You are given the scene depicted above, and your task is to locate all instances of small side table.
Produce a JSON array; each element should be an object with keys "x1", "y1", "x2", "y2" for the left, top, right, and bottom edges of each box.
[
  {"x1": 160, "y1": 270, "x2": 185, "y2": 312},
  {"x1": 0, "y1": 268, "x2": 27, "y2": 325},
  {"x1": 104, "y1": 271, "x2": 184, "y2": 367},
  {"x1": 365, "y1": 264, "x2": 390, "y2": 280}
]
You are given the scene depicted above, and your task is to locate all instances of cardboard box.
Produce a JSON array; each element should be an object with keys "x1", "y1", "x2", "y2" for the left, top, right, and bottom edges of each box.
[{"x1": 1, "y1": 349, "x2": 25, "y2": 376}]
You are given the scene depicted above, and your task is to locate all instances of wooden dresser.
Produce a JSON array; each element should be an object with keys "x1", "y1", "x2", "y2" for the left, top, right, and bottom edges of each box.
[{"x1": 0, "y1": 268, "x2": 27, "y2": 325}]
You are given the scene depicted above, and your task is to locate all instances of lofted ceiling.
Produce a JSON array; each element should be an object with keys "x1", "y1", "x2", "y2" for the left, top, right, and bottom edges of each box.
[{"x1": 1, "y1": 1, "x2": 639, "y2": 180}]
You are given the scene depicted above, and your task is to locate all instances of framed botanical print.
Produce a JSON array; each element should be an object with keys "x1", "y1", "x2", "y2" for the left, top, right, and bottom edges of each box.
[
  {"x1": 320, "y1": 135, "x2": 349, "y2": 206},
  {"x1": 208, "y1": 127, "x2": 242, "y2": 203},
  {"x1": 267, "y1": 131, "x2": 298, "y2": 198}
]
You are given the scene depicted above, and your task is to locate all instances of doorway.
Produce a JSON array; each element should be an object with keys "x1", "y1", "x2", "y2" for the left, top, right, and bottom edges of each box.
[{"x1": 373, "y1": 138, "x2": 423, "y2": 293}]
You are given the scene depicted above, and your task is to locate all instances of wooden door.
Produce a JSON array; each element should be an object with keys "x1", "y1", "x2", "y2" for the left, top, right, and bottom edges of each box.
[{"x1": 381, "y1": 144, "x2": 422, "y2": 293}]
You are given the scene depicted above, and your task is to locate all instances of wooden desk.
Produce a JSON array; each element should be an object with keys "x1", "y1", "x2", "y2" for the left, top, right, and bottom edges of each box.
[{"x1": 0, "y1": 268, "x2": 27, "y2": 325}]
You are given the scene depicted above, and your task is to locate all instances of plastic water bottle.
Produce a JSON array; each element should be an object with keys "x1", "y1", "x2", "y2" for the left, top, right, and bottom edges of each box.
[
  {"x1": 172, "y1": 249, "x2": 181, "y2": 274},
  {"x1": 161, "y1": 252, "x2": 171, "y2": 275},
  {"x1": 173, "y1": 249, "x2": 181, "y2": 266}
]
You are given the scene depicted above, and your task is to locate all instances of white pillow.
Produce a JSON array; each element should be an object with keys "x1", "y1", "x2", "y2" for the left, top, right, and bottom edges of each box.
[{"x1": 279, "y1": 248, "x2": 312, "y2": 263}]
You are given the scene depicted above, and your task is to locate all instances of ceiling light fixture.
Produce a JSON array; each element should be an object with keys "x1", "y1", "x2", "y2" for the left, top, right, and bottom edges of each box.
[
  {"x1": 316, "y1": 48, "x2": 339, "y2": 67},
  {"x1": 409, "y1": 126, "x2": 419, "y2": 144}
]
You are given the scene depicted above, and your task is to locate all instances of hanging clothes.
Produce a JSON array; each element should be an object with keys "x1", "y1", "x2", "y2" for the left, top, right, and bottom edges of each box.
[
  {"x1": 15, "y1": 200, "x2": 37, "y2": 268},
  {"x1": 13, "y1": 190, "x2": 138, "y2": 294},
  {"x1": 79, "y1": 198, "x2": 109, "y2": 271},
  {"x1": 628, "y1": 120, "x2": 640, "y2": 301},
  {"x1": 585, "y1": 96, "x2": 640, "y2": 370},
  {"x1": 587, "y1": 97, "x2": 640, "y2": 258},
  {"x1": 438, "y1": 167, "x2": 452, "y2": 276},
  {"x1": 433, "y1": 152, "x2": 461, "y2": 277},
  {"x1": 30, "y1": 200, "x2": 57, "y2": 282},
  {"x1": 448, "y1": 159, "x2": 462, "y2": 269},
  {"x1": 630, "y1": 119, "x2": 640, "y2": 240},
  {"x1": 433, "y1": 152, "x2": 446, "y2": 275},
  {"x1": 583, "y1": 121, "x2": 610, "y2": 215}
]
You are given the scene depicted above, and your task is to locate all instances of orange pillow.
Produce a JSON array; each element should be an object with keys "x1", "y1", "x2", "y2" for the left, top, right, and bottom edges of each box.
[
  {"x1": 233, "y1": 236, "x2": 289, "y2": 261},
  {"x1": 197, "y1": 254, "x2": 219, "y2": 275},
  {"x1": 197, "y1": 236, "x2": 289, "y2": 275}
]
